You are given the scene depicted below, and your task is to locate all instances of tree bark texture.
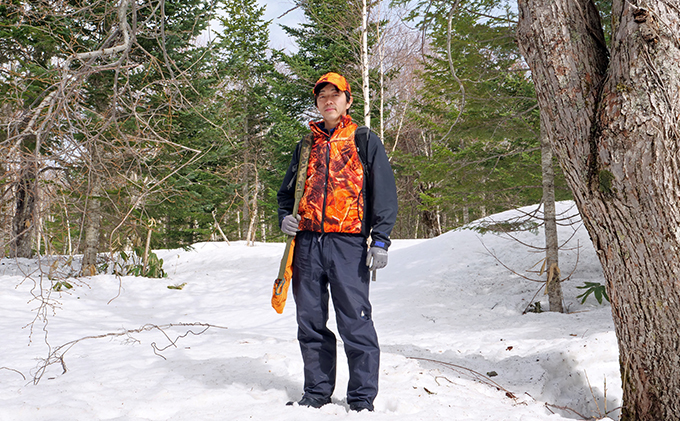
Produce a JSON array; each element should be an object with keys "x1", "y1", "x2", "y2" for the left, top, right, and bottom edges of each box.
[
  {"x1": 10, "y1": 158, "x2": 37, "y2": 258},
  {"x1": 80, "y1": 180, "x2": 102, "y2": 276},
  {"x1": 420, "y1": 208, "x2": 441, "y2": 238},
  {"x1": 541, "y1": 125, "x2": 563, "y2": 313},
  {"x1": 518, "y1": 1, "x2": 680, "y2": 419}
]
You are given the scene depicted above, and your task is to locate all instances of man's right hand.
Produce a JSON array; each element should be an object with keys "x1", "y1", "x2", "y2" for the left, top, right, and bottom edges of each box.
[{"x1": 281, "y1": 214, "x2": 301, "y2": 236}]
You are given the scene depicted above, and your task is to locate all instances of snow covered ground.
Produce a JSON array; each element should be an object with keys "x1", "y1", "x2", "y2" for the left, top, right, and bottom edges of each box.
[{"x1": 0, "y1": 202, "x2": 620, "y2": 420}]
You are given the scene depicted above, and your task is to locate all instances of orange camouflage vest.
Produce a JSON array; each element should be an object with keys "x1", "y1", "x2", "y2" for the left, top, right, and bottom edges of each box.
[{"x1": 298, "y1": 115, "x2": 365, "y2": 234}]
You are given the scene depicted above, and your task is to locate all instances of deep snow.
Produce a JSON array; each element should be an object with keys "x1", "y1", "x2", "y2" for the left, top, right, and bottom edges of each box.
[{"x1": 0, "y1": 202, "x2": 620, "y2": 420}]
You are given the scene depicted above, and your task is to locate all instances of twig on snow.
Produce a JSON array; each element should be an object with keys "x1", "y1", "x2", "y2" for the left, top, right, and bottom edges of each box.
[
  {"x1": 0, "y1": 367, "x2": 27, "y2": 380},
  {"x1": 32, "y1": 322, "x2": 227, "y2": 384},
  {"x1": 408, "y1": 356, "x2": 517, "y2": 400},
  {"x1": 544, "y1": 402, "x2": 591, "y2": 420}
]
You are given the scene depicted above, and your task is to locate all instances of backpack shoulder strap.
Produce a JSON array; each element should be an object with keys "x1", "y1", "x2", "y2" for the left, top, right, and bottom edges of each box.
[
  {"x1": 354, "y1": 126, "x2": 370, "y2": 174},
  {"x1": 292, "y1": 133, "x2": 313, "y2": 215}
]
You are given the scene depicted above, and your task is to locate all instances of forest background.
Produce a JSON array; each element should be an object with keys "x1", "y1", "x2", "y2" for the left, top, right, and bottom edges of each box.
[
  {"x1": 9, "y1": 1, "x2": 680, "y2": 419},
  {"x1": 0, "y1": 0, "x2": 583, "y2": 271}
]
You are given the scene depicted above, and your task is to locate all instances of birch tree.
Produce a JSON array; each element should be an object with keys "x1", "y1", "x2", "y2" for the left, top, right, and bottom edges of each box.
[
  {"x1": 361, "y1": 0, "x2": 371, "y2": 127},
  {"x1": 278, "y1": 0, "x2": 380, "y2": 125}
]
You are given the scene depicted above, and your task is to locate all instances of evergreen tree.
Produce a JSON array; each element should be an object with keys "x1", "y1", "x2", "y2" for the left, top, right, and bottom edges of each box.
[
  {"x1": 1, "y1": 0, "x2": 216, "y2": 262},
  {"x1": 147, "y1": 0, "x2": 286, "y2": 247},
  {"x1": 277, "y1": 0, "x2": 383, "y2": 124},
  {"x1": 0, "y1": 0, "x2": 72, "y2": 256},
  {"x1": 67, "y1": 0, "x2": 215, "y2": 264},
  {"x1": 389, "y1": 0, "x2": 571, "y2": 237}
]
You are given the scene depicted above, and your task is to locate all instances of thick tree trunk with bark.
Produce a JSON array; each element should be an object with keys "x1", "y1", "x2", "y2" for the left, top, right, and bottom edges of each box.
[
  {"x1": 420, "y1": 208, "x2": 441, "y2": 238},
  {"x1": 518, "y1": 0, "x2": 680, "y2": 419},
  {"x1": 11, "y1": 158, "x2": 37, "y2": 258}
]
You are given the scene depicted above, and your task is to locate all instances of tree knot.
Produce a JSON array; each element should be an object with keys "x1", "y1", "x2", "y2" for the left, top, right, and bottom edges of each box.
[
  {"x1": 633, "y1": 8, "x2": 648, "y2": 23},
  {"x1": 633, "y1": 8, "x2": 660, "y2": 44}
]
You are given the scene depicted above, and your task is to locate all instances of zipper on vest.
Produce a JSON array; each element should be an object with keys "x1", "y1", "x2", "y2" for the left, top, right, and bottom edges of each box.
[{"x1": 321, "y1": 136, "x2": 331, "y2": 233}]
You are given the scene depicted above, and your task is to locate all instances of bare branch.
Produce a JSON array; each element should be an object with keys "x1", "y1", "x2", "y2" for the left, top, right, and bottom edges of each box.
[
  {"x1": 33, "y1": 322, "x2": 228, "y2": 384},
  {"x1": 0, "y1": 367, "x2": 27, "y2": 380},
  {"x1": 407, "y1": 356, "x2": 517, "y2": 400}
]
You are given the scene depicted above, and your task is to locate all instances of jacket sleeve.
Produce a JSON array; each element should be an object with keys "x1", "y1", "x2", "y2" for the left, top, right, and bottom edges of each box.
[
  {"x1": 277, "y1": 141, "x2": 302, "y2": 228},
  {"x1": 366, "y1": 131, "x2": 398, "y2": 250}
]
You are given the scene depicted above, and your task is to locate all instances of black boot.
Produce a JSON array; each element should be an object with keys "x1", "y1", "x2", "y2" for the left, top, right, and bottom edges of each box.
[
  {"x1": 286, "y1": 396, "x2": 332, "y2": 408},
  {"x1": 349, "y1": 402, "x2": 374, "y2": 412}
]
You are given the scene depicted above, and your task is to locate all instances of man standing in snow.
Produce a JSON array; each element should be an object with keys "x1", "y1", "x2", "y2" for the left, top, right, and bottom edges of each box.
[{"x1": 277, "y1": 72, "x2": 398, "y2": 412}]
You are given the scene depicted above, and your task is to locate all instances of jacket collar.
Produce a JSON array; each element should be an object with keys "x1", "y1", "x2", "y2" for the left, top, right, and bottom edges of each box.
[{"x1": 310, "y1": 114, "x2": 353, "y2": 138}]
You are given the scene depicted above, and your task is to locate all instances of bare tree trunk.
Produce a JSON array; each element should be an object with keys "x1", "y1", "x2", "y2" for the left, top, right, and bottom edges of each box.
[
  {"x1": 241, "y1": 176, "x2": 250, "y2": 241},
  {"x1": 518, "y1": 0, "x2": 680, "y2": 418},
  {"x1": 361, "y1": 0, "x2": 371, "y2": 128},
  {"x1": 63, "y1": 196, "x2": 73, "y2": 255},
  {"x1": 420, "y1": 204, "x2": 441, "y2": 238},
  {"x1": 242, "y1": 101, "x2": 251, "y2": 241},
  {"x1": 10, "y1": 156, "x2": 37, "y2": 258},
  {"x1": 377, "y1": 2, "x2": 385, "y2": 142},
  {"x1": 246, "y1": 164, "x2": 259, "y2": 247},
  {"x1": 541, "y1": 122, "x2": 563, "y2": 312},
  {"x1": 80, "y1": 180, "x2": 102, "y2": 276},
  {"x1": 142, "y1": 221, "x2": 153, "y2": 274},
  {"x1": 212, "y1": 210, "x2": 229, "y2": 243}
]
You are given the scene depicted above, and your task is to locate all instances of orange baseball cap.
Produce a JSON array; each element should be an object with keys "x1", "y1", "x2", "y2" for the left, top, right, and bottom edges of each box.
[{"x1": 313, "y1": 72, "x2": 351, "y2": 96}]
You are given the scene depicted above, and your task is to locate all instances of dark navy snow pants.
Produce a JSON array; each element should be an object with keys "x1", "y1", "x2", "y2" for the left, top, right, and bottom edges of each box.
[{"x1": 292, "y1": 231, "x2": 380, "y2": 408}]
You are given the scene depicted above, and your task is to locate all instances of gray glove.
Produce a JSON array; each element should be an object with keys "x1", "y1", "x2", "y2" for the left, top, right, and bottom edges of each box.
[
  {"x1": 281, "y1": 214, "x2": 301, "y2": 236},
  {"x1": 366, "y1": 247, "x2": 388, "y2": 271}
]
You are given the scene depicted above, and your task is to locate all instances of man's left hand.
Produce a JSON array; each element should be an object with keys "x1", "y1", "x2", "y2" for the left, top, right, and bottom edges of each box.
[{"x1": 366, "y1": 247, "x2": 388, "y2": 271}]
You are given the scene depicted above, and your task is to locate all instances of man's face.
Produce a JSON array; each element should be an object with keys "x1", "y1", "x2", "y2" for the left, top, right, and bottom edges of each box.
[{"x1": 316, "y1": 84, "x2": 352, "y2": 129}]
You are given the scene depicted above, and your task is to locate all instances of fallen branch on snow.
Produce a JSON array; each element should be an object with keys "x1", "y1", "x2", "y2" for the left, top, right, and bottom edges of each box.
[
  {"x1": 1, "y1": 367, "x2": 27, "y2": 380},
  {"x1": 32, "y1": 322, "x2": 227, "y2": 385},
  {"x1": 416, "y1": 358, "x2": 606, "y2": 420},
  {"x1": 407, "y1": 356, "x2": 517, "y2": 400}
]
